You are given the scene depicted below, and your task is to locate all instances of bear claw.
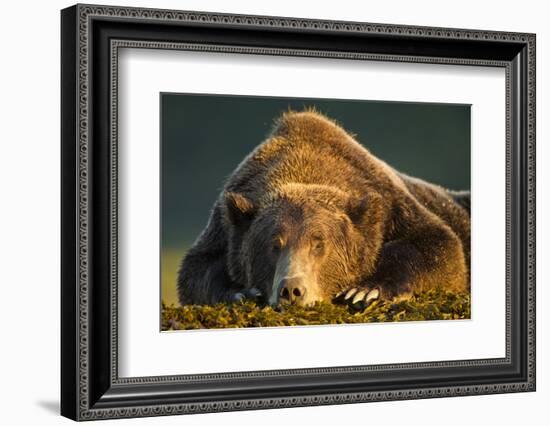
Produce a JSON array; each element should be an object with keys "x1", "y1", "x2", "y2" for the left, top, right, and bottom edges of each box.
[
  {"x1": 344, "y1": 288, "x2": 358, "y2": 300},
  {"x1": 352, "y1": 289, "x2": 368, "y2": 304},
  {"x1": 366, "y1": 288, "x2": 380, "y2": 302},
  {"x1": 335, "y1": 287, "x2": 380, "y2": 310},
  {"x1": 231, "y1": 287, "x2": 263, "y2": 303},
  {"x1": 247, "y1": 288, "x2": 262, "y2": 298},
  {"x1": 231, "y1": 292, "x2": 246, "y2": 302}
]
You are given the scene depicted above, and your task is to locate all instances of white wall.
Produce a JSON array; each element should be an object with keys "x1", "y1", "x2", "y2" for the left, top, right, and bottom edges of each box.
[{"x1": 0, "y1": 0, "x2": 546, "y2": 424}]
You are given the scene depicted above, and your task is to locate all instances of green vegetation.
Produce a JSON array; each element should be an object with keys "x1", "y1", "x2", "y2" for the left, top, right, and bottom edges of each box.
[{"x1": 161, "y1": 289, "x2": 470, "y2": 330}]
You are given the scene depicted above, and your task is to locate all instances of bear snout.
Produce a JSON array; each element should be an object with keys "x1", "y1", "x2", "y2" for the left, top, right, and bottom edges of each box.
[
  {"x1": 279, "y1": 277, "x2": 307, "y2": 305},
  {"x1": 269, "y1": 249, "x2": 322, "y2": 306}
]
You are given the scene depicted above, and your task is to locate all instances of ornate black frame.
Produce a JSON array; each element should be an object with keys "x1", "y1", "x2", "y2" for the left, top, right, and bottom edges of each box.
[{"x1": 61, "y1": 3, "x2": 536, "y2": 421}]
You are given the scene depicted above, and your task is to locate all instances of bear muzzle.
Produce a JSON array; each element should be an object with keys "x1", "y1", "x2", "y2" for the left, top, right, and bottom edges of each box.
[
  {"x1": 269, "y1": 250, "x2": 322, "y2": 306},
  {"x1": 279, "y1": 276, "x2": 307, "y2": 304}
]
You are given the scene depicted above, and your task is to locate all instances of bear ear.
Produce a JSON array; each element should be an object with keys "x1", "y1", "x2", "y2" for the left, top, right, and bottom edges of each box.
[
  {"x1": 346, "y1": 197, "x2": 369, "y2": 225},
  {"x1": 224, "y1": 192, "x2": 256, "y2": 226},
  {"x1": 346, "y1": 192, "x2": 382, "y2": 225}
]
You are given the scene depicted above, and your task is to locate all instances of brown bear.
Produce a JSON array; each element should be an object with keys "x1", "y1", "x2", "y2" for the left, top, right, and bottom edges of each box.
[{"x1": 177, "y1": 110, "x2": 470, "y2": 309}]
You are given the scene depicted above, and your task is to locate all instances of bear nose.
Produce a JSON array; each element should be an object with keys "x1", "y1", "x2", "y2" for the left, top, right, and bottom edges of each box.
[{"x1": 279, "y1": 278, "x2": 306, "y2": 304}]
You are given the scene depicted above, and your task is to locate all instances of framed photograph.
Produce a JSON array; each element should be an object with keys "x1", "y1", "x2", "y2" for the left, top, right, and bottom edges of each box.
[{"x1": 61, "y1": 4, "x2": 536, "y2": 421}]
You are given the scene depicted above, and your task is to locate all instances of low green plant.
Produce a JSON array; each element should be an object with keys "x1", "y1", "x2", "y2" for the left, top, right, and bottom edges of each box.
[{"x1": 162, "y1": 288, "x2": 470, "y2": 330}]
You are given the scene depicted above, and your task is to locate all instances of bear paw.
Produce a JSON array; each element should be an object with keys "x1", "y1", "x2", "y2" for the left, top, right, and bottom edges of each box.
[
  {"x1": 334, "y1": 286, "x2": 380, "y2": 311},
  {"x1": 230, "y1": 287, "x2": 263, "y2": 304}
]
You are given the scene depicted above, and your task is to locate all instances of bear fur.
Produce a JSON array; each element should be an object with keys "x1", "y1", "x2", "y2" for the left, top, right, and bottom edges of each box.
[{"x1": 177, "y1": 110, "x2": 470, "y2": 308}]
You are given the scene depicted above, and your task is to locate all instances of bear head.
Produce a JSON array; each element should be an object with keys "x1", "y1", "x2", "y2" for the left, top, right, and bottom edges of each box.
[{"x1": 223, "y1": 183, "x2": 385, "y2": 306}]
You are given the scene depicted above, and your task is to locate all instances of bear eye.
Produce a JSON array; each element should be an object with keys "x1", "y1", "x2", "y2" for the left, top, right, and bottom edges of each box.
[
  {"x1": 312, "y1": 237, "x2": 324, "y2": 254},
  {"x1": 272, "y1": 236, "x2": 285, "y2": 252}
]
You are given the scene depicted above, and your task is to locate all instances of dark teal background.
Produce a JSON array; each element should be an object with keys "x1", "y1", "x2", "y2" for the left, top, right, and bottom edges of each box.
[{"x1": 161, "y1": 93, "x2": 470, "y2": 250}]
